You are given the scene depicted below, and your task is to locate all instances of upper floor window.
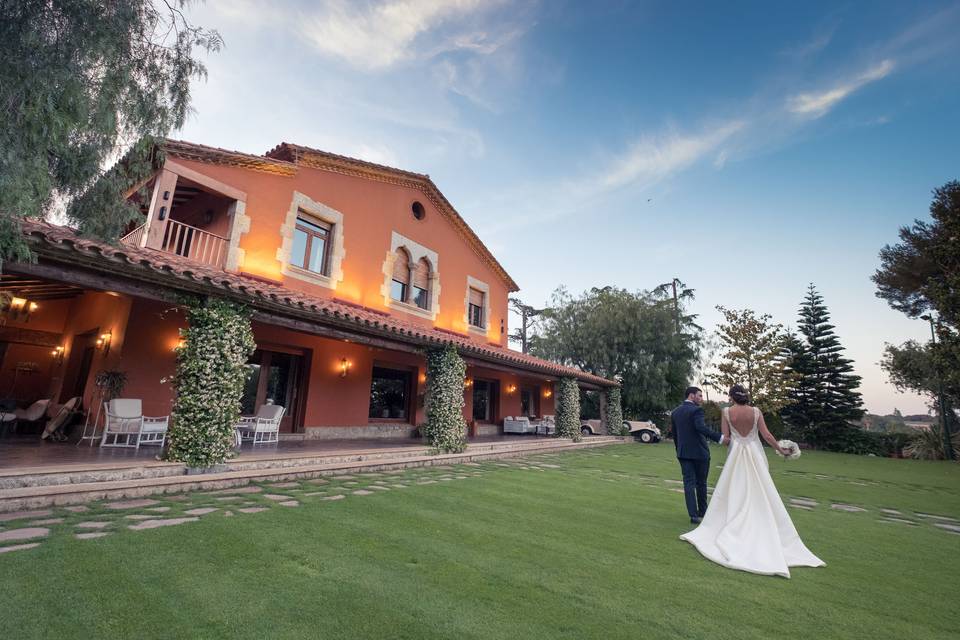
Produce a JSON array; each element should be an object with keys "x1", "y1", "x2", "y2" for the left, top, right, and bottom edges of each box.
[
  {"x1": 391, "y1": 247, "x2": 410, "y2": 303},
  {"x1": 412, "y1": 258, "x2": 430, "y2": 310},
  {"x1": 468, "y1": 287, "x2": 485, "y2": 328},
  {"x1": 291, "y1": 213, "x2": 331, "y2": 275}
]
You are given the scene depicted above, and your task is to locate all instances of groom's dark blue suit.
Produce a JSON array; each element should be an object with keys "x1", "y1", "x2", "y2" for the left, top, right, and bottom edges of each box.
[{"x1": 672, "y1": 400, "x2": 724, "y2": 519}]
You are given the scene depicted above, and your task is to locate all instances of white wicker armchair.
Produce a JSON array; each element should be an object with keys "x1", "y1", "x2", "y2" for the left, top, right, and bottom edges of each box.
[
  {"x1": 236, "y1": 404, "x2": 285, "y2": 445},
  {"x1": 100, "y1": 399, "x2": 169, "y2": 449}
]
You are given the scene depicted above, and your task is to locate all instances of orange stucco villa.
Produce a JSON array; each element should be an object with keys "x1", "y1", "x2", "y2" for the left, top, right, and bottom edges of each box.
[{"x1": 1, "y1": 139, "x2": 615, "y2": 441}]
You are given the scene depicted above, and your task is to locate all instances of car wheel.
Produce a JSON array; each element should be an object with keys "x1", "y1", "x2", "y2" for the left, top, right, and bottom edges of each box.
[
  {"x1": 581, "y1": 426, "x2": 592, "y2": 436},
  {"x1": 638, "y1": 430, "x2": 654, "y2": 443}
]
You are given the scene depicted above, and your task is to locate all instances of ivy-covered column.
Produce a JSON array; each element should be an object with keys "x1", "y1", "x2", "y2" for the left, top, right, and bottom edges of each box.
[
  {"x1": 166, "y1": 298, "x2": 256, "y2": 468},
  {"x1": 603, "y1": 386, "x2": 624, "y2": 436},
  {"x1": 423, "y1": 344, "x2": 468, "y2": 453},
  {"x1": 555, "y1": 377, "x2": 582, "y2": 442}
]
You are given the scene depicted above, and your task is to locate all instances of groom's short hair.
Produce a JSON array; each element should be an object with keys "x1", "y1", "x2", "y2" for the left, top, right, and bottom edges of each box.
[{"x1": 684, "y1": 386, "x2": 701, "y2": 399}]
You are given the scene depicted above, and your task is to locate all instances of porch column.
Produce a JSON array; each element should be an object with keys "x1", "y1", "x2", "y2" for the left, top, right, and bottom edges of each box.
[
  {"x1": 599, "y1": 388, "x2": 608, "y2": 432},
  {"x1": 142, "y1": 169, "x2": 178, "y2": 250}
]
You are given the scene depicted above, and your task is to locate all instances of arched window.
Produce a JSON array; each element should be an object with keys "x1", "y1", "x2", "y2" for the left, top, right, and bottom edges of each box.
[
  {"x1": 412, "y1": 257, "x2": 431, "y2": 309},
  {"x1": 391, "y1": 247, "x2": 411, "y2": 303}
]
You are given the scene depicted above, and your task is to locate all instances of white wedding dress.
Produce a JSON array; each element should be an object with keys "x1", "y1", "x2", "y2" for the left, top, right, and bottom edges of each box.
[{"x1": 679, "y1": 407, "x2": 825, "y2": 578}]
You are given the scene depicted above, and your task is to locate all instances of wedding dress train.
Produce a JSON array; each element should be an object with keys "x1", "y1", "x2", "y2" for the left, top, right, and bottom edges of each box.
[{"x1": 679, "y1": 407, "x2": 825, "y2": 578}]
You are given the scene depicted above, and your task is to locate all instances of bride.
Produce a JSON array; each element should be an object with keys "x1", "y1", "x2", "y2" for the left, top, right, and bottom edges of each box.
[{"x1": 680, "y1": 384, "x2": 826, "y2": 578}]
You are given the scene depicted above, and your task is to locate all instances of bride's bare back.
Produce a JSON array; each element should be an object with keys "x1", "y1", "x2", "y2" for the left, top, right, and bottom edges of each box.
[{"x1": 722, "y1": 404, "x2": 784, "y2": 452}]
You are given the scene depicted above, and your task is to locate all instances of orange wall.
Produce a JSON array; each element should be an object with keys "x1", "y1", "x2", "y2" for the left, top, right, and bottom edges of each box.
[{"x1": 171, "y1": 158, "x2": 511, "y2": 347}]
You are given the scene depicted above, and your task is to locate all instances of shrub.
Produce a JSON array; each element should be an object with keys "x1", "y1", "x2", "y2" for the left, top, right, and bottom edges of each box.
[
  {"x1": 423, "y1": 345, "x2": 467, "y2": 454},
  {"x1": 603, "y1": 387, "x2": 624, "y2": 435},
  {"x1": 555, "y1": 377, "x2": 582, "y2": 442},
  {"x1": 166, "y1": 298, "x2": 255, "y2": 468},
  {"x1": 904, "y1": 426, "x2": 960, "y2": 461}
]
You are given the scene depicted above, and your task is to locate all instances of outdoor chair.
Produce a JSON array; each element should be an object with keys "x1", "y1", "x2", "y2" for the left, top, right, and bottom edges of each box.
[
  {"x1": 236, "y1": 404, "x2": 285, "y2": 445},
  {"x1": 13, "y1": 398, "x2": 51, "y2": 434},
  {"x1": 100, "y1": 399, "x2": 169, "y2": 449},
  {"x1": 41, "y1": 396, "x2": 81, "y2": 441}
]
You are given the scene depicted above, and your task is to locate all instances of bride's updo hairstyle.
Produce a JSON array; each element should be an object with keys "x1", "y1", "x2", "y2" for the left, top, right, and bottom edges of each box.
[{"x1": 729, "y1": 384, "x2": 750, "y2": 405}]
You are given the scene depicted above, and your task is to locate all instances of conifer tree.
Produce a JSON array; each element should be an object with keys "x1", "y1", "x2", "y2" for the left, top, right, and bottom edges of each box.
[{"x1": 783, "y1": 285, "x2": 864, "y2": 446}]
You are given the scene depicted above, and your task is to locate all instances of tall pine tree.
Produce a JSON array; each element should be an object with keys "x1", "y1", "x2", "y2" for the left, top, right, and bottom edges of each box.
[{"x1": 783, "y1": 285, "x2": 865, "y2": 447}]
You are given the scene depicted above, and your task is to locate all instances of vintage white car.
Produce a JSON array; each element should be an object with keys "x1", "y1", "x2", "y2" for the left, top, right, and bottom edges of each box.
[{"x1": 625, "y1": 420, "x2": 661, "y2": 443}]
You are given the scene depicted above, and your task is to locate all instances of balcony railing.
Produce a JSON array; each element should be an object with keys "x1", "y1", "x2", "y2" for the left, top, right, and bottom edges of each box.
[
  {"x1": 120, "y1": 220, "x2": 227, "y2": 268},
  {"x1": 120, "y1": 224, "x2": 145, "y2": 246}
]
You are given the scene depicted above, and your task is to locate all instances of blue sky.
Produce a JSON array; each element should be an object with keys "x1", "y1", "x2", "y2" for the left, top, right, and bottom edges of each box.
[{"x1": 177, "y1": 0, "x2": 960, "y2": 414}]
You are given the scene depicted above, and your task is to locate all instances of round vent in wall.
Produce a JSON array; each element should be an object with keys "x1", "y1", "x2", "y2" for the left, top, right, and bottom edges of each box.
[{"x1": 412, "y1": 201, "x2": 426, "y2": 220}]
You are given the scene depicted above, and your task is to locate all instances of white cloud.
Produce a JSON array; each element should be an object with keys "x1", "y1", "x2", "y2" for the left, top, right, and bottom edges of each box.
[
  {"x1": 298, "y1": 0, "x2": 503, "y2": 71},
  {"x1": 599, "y1": 121, "x2": 745, "y2": 191},
  {"x1": 787, "y1": 59, "x2": 895, "y2": 118}
]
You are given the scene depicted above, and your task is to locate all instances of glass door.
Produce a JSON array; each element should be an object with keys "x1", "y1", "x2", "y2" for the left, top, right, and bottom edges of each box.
[{"x1": 241, "y1": 349, "x2": 304, "y2": 432}]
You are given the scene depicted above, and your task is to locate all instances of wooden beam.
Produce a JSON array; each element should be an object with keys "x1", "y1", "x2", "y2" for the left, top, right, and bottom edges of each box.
[
  {"x1": 8, "y1": 262, "x2": 177, "y2": 305},
  {"x1": 164, "y1": 159, "x2": 247, "y2": 202},
  {"x1": 250, "y1": 310, "x2": 422, "y2": 355},
  {"x1": 0, "y1": 327, "x2": 61, "y2": 348}
]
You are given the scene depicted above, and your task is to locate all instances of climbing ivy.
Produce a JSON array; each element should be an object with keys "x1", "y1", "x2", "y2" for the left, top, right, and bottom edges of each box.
[{"x1": 423, "y1": 344, "x2": 468, "y2": 454}]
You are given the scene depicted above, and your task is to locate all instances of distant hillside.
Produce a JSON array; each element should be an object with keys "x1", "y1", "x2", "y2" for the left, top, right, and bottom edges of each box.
[{"x1": 859, "y1": 413, "x2": 929, "y2": 433}]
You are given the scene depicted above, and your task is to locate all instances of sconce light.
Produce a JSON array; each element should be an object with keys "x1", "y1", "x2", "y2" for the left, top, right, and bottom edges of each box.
[
  {"x1": 51, "y1": 346, "x2": 65, "y2": 365},
  {"x1": 158, "y1": 206, "x2": 167, "y2": 220},
  {"x1": 1, "y1": 295, "x2": 37, "y2": 324},
  {"x1": 163, "y1": 190, "x2": 170, "y2": 201},
  {"x1": 543, "y1": 389, "x2": 553, "y2": 398},
  {"x1": 96, "y1": 331, "x2": 112, "y2": 355},
  {"x1": 173, "y1": 338, "x2": 186, "y2": 351},
  {"x1": 203, "y1": 209, "x2": 214, "y2": 225},
  {"x1": 419, "y1": 372, "x2": 427, "y2": 384},
  {"x1": 339, "y1": 358, "x2": 351, "y2": 378},
  {"x1": 506, "y1": 384, "x2": 517, "y2": 395},
  {"x1": 464, "y1": 378, "x2": 474, "y2": 388}
]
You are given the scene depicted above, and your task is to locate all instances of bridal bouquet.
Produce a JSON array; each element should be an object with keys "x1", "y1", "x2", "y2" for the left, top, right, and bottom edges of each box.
[{"x1": 776, "y1": 439, "x2": 801, "y2": 460}]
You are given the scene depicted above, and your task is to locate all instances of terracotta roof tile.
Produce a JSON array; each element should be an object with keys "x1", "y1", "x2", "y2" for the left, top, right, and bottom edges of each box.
[{"x1": 20, "y1": 220, "x2": 615, "y2": 388}]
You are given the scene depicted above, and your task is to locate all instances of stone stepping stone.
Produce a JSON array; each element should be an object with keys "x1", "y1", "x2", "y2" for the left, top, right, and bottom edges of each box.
[
  {"x1": 670, "y1": 488, "x2": 685, "y2": 494},
  {"x1": 916, "y1": 513, "x2": 959, "y2": 523},
  {"x1": 64, "y1": 506, "x2": 89, "y2": 513},
  {"x1": 129, "y1": 517, "x2": 198, "y2": 531},
  {"x1": 209, "y1": 486, "x2": 262, "y2": 495},
  {"x1": 417, "y1": 480, "x2": 437, "y2": 485},
  {"x1": 307, "y1": 478, "x2": 329, "y2": 485},
  {"x1": 352, "y1": 490, "x2": 374, "y2": 496},
  {"x1": 263, "y1": 494, "x2": 293, "y2": 501},
  {"x1": 105, "y1": 499, "x2": 159, "y2": 510},
  {"x1": 125, "y1": 515, "x2": 156, "y2": 520},
  {"x1": 391, "y1": 484, "x2": 408, "y2": 489},
  {"x1": 880, "y1": 517, "x2": 917, "y2": 525},
  {"x1": 146, "y1": 507, "x2": 171, "y2": 513},
  {"x1": 789, "y1": 505, "x2": 813, "y2": 511},
  {"x1": 664, "y1": 479, "x2": 683, "y2": 485},
  {"x1": 368, "y1": 486, "x2": 390, "y2": 491},
  {"x1": 0, "y1": 527, "x2": 50, "y2": 542},
  {"x1": 30, "y1": 518, "x2": 65, "y2": 525},
  {"x1": 278, "y1": 501, "x2": 299, "y2": 507},
  {"x1": 0, "y1": 543, "x2": 41, "y2": 554},
  {"x1": 322, "y1": 495, "x2": 345, "y2": 501},
  {"x1": 224, "y1": 511, "x2": 234, "y2": 517},
  {"x1": 267, "y1": 482, "x2": 300, "y2": 489},
  {"x1": 237, "y1": 507, "x2": 268, "y2": 514},
  {"x1": 184, "y1": 508, "x2": 219, "y2": 516},
  {"x1": 0, "y1": 509, "x2": 53, "y2": 523},
  {"x1": 881, "y1": 509, "x2": 902, "y2": 516},
  {"x1": 76, "y1": 532, "x2": 111, "y2": 540},
  {"x1": 814, "y1": 474, "x2": 830, "y2": 480},
  {"x1": 76, "y1": 522, "x2": 111, "y2": 529},
  {"x1": 303, "y1": 491, "x2": 328, "y2": 497},
  {"x1": 540, "y1": 464, "x2": 561, "y2": 469},
  {"x1": 438, "y1": 477, "x2": 454, "y2": 482},
  {"x1": 831, "y1": 504, "x2": 867, "y2": 513},
  {"x1": 343, "y1": 481, "x2": 358, "y2": 486},
  {"x1": 933, "y1": 523, "x2": 960, "y2": 534},
  {"x1": 790, "y1": 498, "x2": 819, "y2": 507}
]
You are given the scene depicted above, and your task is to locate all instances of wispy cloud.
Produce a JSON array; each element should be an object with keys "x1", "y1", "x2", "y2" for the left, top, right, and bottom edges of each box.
[
  {"x1": 298, "y1": 0, "x2": 506, "y2": 71},
  {"x1": 781, "y1": 21, "x2": 838, "y2": 59},
  {"x1": 786, "y1": 59, "x2": 895, "y2": 118}
]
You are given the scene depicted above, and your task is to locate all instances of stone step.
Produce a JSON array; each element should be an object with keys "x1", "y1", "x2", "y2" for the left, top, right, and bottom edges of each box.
[{"x1": 0, "y1": 437, "x2": 622, "y2": 511}]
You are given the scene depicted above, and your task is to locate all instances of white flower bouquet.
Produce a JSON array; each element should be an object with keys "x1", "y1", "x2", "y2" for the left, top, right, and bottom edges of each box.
[{"x1": 776, "y1": 439, "x2": 801, "y2": 460}]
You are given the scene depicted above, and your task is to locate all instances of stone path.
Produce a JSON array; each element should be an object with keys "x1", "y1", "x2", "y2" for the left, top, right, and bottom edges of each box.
[{"x1": 2, "y1": 452, "x2": 958, "y2": 557}]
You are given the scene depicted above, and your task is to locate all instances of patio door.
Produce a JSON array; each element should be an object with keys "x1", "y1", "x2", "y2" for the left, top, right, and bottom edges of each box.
[
  {"x1": 472, "y1": 379, "x2": 499, "y2": 423},
  {"x1": 241, "y1": 348, "x2": 306, "y2": 433},
  {"x1": 61, "y1": 331, "x2": 97, "y2": 403}
]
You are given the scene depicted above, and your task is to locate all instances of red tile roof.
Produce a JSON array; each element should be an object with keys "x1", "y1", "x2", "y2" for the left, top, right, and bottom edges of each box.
[{"x1": 19, "y1": 220, "x2": 616, "y2": 388}]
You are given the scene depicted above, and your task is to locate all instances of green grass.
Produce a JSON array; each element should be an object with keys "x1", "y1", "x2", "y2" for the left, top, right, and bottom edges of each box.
[{"x1": 1, "y1": 444, "x2": 959, "y2": 639}]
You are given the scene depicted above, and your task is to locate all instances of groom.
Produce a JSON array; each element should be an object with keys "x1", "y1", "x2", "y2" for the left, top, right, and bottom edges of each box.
[{"x1": 671, "y1": 386, "x2": 727, "y2": 524}]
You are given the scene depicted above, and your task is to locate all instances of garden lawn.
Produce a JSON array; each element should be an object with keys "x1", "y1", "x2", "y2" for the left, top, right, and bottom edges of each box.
[{"x1": 1, "y1": 443, "x2": 958, "y2": 639}]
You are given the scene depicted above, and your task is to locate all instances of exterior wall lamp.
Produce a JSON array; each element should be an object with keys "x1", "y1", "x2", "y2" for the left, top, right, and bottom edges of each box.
[
  {"x1": 96, "y1": 331, "x2": 112, "y2": 355},
  {"x1": 1, "y1": 296, "x2": 38, "y2": 324},
  {"x1": 543, "y1": 389, "x2": 553, "y2": 398},
  {"x1": 464, "y1": 378, "x2": 473, "y2": 388},
  {"x1": 506, "y1": 384, "x2": 517, "y2": 395},
  {"x1": 51, "y1": 346, "x2": 65, "y2": 366},
  {"x1": 339, "y1": 358, "x2": 351, "y2": 378}
]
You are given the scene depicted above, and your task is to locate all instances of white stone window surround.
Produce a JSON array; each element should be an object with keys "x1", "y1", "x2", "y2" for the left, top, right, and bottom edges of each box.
[
  {"x1": 380, "y1": 231, "x2": 441, "y2": 321},
  {"x1": 277, "y1": 191, "x2": 346, "y2": 290},
  {"x1": 464, "y1": 275, "x2": 490, "y2": 335}
]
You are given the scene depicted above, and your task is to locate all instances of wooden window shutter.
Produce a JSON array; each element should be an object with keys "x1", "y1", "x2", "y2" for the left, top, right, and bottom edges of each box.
[
  {"x1": 469, "y1": 287, "x2": 484, "y2": 307},
  {"x1": 393, "y1": 249, "x2": 410, "y2": 283},
  {"x1": 412, "y1": 259, "x2": 430, "y2": 290}
]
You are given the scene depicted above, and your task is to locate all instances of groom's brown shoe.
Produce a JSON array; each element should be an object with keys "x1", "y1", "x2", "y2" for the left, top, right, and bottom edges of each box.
[{"x1": 690, "y1": 517, "x2": 702, "y2": 524}]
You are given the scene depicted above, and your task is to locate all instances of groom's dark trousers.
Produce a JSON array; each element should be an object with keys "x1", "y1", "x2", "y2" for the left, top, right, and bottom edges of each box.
[{"x1": 671, "y1": 401, "x2": 723, "y2": 518}]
